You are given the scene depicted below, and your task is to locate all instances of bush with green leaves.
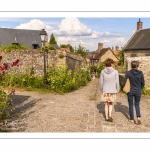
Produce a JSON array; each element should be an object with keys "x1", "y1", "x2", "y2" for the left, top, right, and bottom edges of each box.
[
  {"x1": 0, "y1": 89, "x2": 13, "y2": 119},
  {"x1": 46, "y1": 63, "x2": 91, "y2": 93},
  {"x1": 142, "y1": 87, "x2": 150, "y2": 95},
  {"x1": 1, "y1": 61, "x2": 91, "y2": 94},
  {"x1": 36, "y1": 46, "x2": 56, "y2": 50},
  {"x1": 59, "y1": 53, "x2": 65, "y2": 59},
  {"x1": 96, "y1": 63, "x2": 105, "y2": 77},
  {"x1": 0, "y1": 44, "x2": 30, "y2": 52}
]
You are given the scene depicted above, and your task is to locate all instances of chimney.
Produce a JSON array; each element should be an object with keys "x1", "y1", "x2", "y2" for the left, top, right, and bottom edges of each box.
[
  {"x1": 112, "y1": 46, "x2": 114, "y2": 51},
  {"x1": 137, "y1": 18, "x2": 143, "y2": 30},
  {"x1": 98, "y1": 43, "x2": 103, "y2": 51}
]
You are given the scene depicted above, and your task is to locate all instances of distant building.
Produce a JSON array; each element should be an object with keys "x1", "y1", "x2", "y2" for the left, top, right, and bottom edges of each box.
[{"x1": 90, "y1": 43, "x2": 119, "y2": 66}]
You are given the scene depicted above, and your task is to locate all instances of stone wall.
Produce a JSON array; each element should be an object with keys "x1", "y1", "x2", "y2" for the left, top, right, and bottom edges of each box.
[
  {"x1": 1, "y1": 50, "x2": 86, "y2": 76},
  {"x1": 126, "y1": 56, "x2": 150, "y2": 89}
]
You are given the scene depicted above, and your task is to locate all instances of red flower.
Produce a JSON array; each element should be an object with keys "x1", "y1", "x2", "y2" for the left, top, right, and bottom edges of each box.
[
  {"x1": 8, "y1": 102, "x2": 12, "y2": 106},
  {"x1": 3, "y1": 63, "x2": 8, "y2": 70},
  {"x1": 12, "y1": 59, "x2": 19, "y2": 67},
  {"x1": 0, "y1": 56, "x2": 2, "y2": 62}
]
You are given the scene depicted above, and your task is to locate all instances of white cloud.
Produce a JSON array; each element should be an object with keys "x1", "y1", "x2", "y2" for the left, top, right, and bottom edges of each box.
[
  {"x1": 116, "y1": 37, "x2": 125, "y2": 43},
  {"x1": 53, "y1": 17, "x2": 92, "y2": 36},
  {"x1": 100, "y1": 40, "x2": 110, "y2": 44},
  {"x1": 90, "y1": 30, "x2": 121, "y2": 39},
  {"x1": 56, "y1": 36, "x2": 84, "y2": 47},
  {"x1": 15, "y1": 19, "x2": 53, "y2": 32}
]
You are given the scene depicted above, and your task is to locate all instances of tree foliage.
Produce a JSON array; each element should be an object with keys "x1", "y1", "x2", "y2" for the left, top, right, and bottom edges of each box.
[
  {"x1": 75, "y1": 44, "x2": 87, "y2": 58},
  {"x1": 118, "y1": 49, "x2": 124, "y2": 66},
  {"x1": 60, "y1": 44, "x2": 75, "y2": 53},
  {"x1": 49, "y1": 33, "x2": 57, "y2": 44},
  {"x1": 0, "y1": 44, "x2": 30, "y2": 52}
]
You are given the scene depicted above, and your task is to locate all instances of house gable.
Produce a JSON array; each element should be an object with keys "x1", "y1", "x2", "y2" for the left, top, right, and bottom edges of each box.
[{"x1": 101, "y1": 49, "x2": 119, "y2": 62}]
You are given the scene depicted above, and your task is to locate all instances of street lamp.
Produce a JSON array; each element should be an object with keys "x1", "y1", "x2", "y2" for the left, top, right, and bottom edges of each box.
[{"x1": 39, "y1": 29, "x2": 48, "y2": 88}]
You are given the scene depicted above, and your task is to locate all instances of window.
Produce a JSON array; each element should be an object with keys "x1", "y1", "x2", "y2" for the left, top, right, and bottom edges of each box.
[
  {"x1": 145, "y1": 54, "x2": 150, "y2": 56},
  {"x1": 131, "y1": 54, "x2": 137, "y2": 57},
  {"x1": 32, "y1": 44, "x2": 39, "y2": 49},
  {"x1": 12, "y1": 43, "x2": 19, "y2": 46}
]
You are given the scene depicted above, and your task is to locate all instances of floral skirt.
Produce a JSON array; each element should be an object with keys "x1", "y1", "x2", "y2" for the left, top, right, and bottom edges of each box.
[{"x1": 101, "y1": 93, "x2": 117, "y2": 102}]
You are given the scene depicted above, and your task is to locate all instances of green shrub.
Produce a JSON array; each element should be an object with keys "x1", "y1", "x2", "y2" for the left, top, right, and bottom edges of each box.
[
  {"x1": 59, "y1": 53, "x2": 65, "y2": 59},
  {"x1": 0, "y1": 44, "x2": 30, "y2": 51},
  {"x1": 142, "y1": 87, "x2": 150, "y2": 95},
  {"x1": 0, "y1": 89, "x2": 13, "y2": 119}
]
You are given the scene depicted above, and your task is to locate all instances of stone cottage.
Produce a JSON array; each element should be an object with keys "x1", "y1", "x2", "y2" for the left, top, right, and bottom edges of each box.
[{"x1": 123, "y1": 19, "x2": 150, "y2": 89}]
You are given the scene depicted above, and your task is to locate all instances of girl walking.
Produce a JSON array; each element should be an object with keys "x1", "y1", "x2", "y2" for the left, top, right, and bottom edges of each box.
[{"x1": 100, "y1": 59, "x2": 120, "y2": 122}]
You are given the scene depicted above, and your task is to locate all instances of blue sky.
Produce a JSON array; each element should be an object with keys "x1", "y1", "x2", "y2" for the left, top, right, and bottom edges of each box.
[{"x1": 0, "y1": 17, "x2": 150, "y2": 51}]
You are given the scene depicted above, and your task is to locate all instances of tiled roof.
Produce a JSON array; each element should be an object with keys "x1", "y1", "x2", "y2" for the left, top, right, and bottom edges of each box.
[
  {"x1": 0, "y1": 28, "x2": 42, "y2": 49},
  {"x1": 61, "y1": 48, "x2": 70, "y2": 53},
  {"x1": 124, "y1": 28, "x2": 150, "y2": 50},
  {"x1": 112, "y1": 50, "x2": 120, "y2": 55},
  {"x1": 49, "y1": 44, "x2": 60, "y2": 49}
]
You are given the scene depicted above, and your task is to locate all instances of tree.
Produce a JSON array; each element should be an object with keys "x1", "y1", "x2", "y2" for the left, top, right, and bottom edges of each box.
[
  {"x1": 118, "y1": 49, "x2": 124, "y2": 66},
  {"x1": 60, "y1": 44, "x2": 75, "y2": 53},
  {"x1": 75, "y1": 44, "x2": 87, "y2": 58},
  {"x1": 49, "y1": 33, "x2": 57, "y2": 44}
]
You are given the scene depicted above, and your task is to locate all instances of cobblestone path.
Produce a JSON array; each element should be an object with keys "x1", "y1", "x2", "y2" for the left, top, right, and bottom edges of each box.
[{"x1": 1, "y1": 78, "x2": 150, "y2": 132}]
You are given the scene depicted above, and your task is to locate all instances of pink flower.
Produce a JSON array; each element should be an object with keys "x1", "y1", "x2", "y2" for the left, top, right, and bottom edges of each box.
[{"x1": 0, "y1": 66, "x2": 4, "y2": 70}]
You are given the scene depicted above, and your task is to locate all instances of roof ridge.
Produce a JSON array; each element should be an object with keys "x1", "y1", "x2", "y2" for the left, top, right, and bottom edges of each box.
[
  {"x1": 123, "y1": 30, "x2": 138, "y2": 49},
  {"x1": 0, "y1": 27, "x2": 41, "y2": 31}
]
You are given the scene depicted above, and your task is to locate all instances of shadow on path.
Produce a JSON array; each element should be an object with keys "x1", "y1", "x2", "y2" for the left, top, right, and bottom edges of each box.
[
  {"x1": 114, "y1": 102, "x2": 129, "y2": 120},
  {"x1": 10, "y1": 95, "x2": 41, "y2": 116},
  {"x1": 97, "y1": 102, "x2": 105, "y2": 119}
]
